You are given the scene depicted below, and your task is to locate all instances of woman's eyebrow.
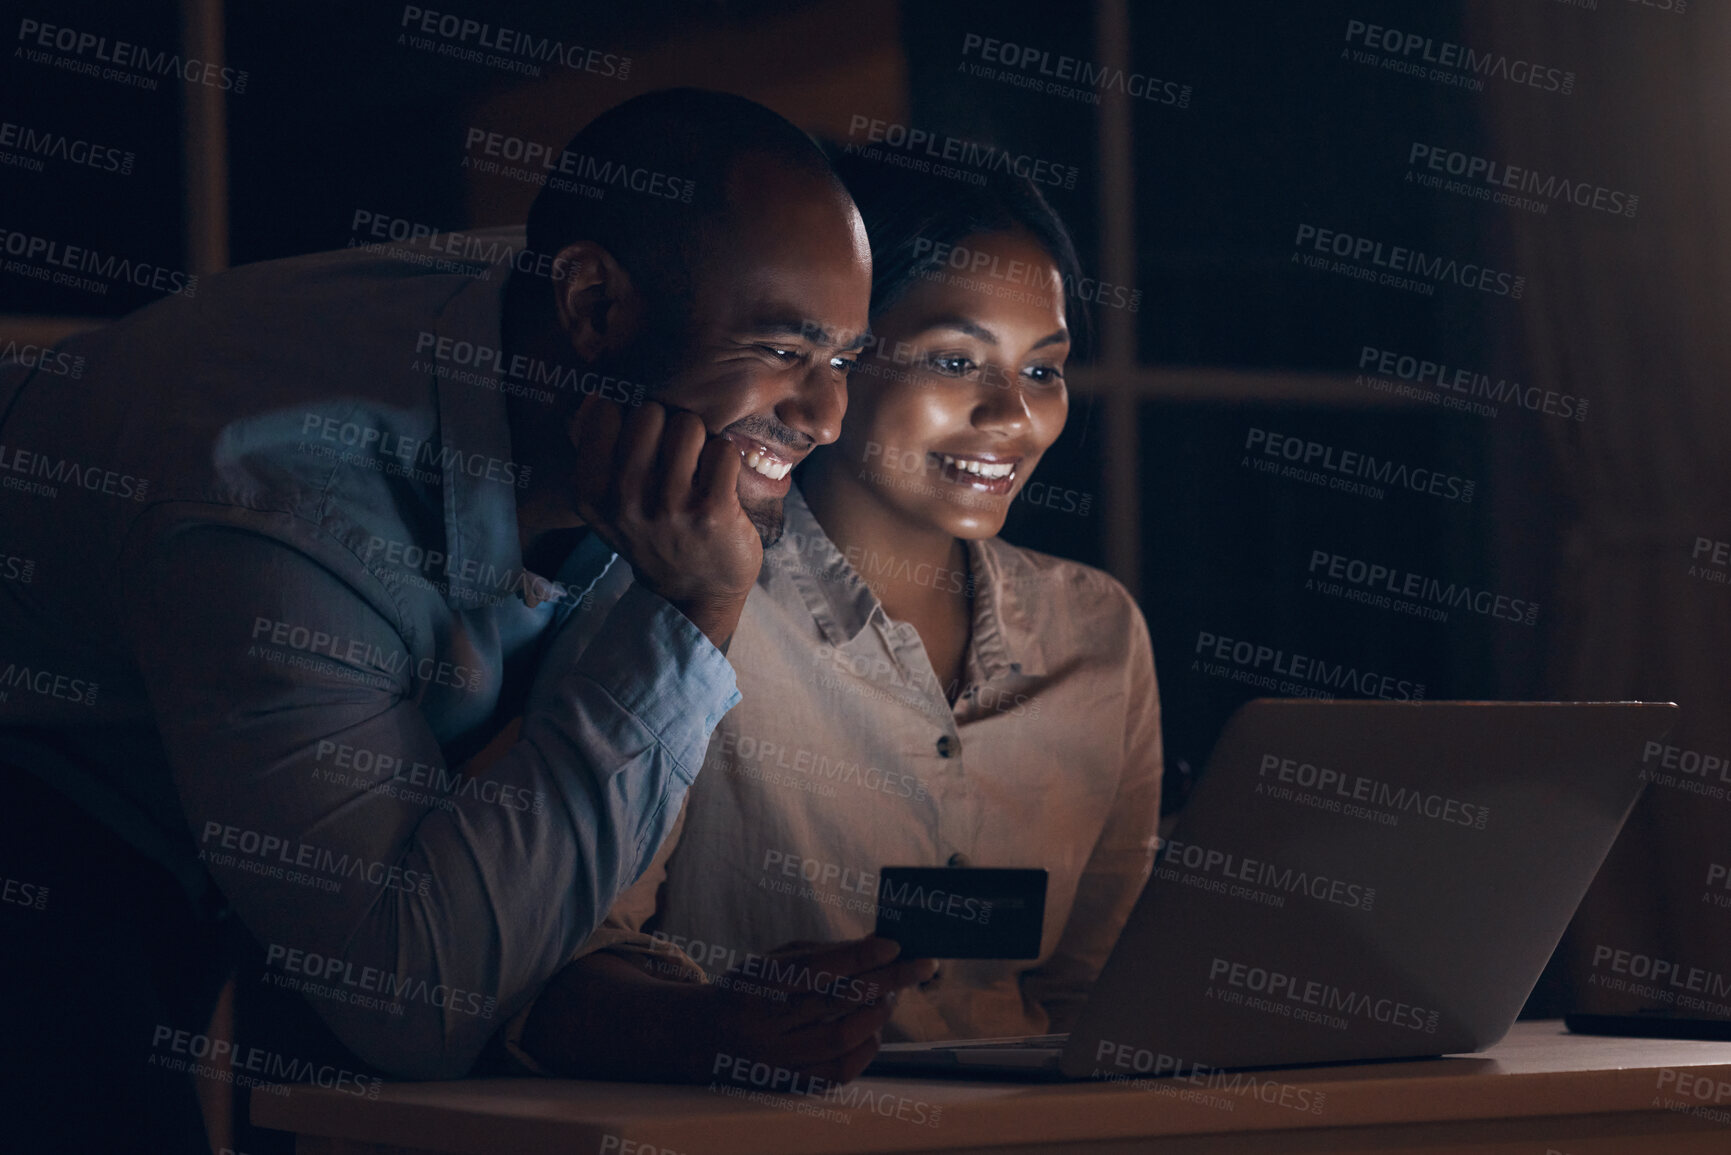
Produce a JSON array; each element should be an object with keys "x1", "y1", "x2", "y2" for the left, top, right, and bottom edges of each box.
[
  {"x1": 916, "y1": 316, "x2": 999, "y2": 344},
  {"x1": 914, "y1": 318, "x2": 1071, "y2": 352}
]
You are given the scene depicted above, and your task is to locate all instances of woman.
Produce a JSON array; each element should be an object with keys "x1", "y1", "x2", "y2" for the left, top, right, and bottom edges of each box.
[{"x1": 519, "y1": 152, "x2": 1162, "y2": 1078}]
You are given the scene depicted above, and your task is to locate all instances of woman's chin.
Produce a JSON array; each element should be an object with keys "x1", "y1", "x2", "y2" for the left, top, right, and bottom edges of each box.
[{"x1": 929, "y1": 503, "x2": 1011, "y2": 541}]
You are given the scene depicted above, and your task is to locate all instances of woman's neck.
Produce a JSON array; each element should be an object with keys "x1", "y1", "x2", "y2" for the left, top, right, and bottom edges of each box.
[{"x1": 802, "y1": 458, "x2": 975, "y2": 703}]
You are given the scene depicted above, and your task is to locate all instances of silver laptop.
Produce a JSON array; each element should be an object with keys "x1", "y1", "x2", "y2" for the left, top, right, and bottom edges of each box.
[{"x1": 867, "y1": 699, "x2": 1678, "y2": 1080}]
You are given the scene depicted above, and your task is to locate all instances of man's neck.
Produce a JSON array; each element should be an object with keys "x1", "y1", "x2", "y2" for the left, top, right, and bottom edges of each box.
[
  {"x1": 521, "y1": 524, "x2": 589, "y2": 579},
  {"x1": 502, "y1": 271, "x2": 587, "y2": 563},
  {"x1": 509, "y1": 410, "x2": 589, "y2": 565}
]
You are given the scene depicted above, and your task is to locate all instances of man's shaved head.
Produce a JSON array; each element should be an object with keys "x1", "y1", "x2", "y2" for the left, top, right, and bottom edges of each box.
[{"x1": 523, "y1": 88, "x2": 847, "y2": 341}]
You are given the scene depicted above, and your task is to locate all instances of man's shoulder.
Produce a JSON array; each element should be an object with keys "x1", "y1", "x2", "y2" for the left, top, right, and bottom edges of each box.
[
  {"x1": 39, "y1": 237, "x2": 518, "y2": 462},
  {"x1": 99, "y1": 241, "x2": 498, "y2": 363},
  {"x1": 0, "y1": 237, "x2": 524, "y2": 562},
  {"x1": 59, "y1": 225, "x2": 525, "y2": 378}
]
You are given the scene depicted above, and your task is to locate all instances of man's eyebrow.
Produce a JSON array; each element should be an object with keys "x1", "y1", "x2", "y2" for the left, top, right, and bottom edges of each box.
[{"x1": 744, "y1": 316, "x2": 869, "y2": 351}]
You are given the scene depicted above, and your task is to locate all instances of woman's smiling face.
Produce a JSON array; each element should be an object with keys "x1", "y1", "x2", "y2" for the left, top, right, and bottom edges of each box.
[{"x1": 832, "y1": 228, "x2": 1071, "y2": 540}]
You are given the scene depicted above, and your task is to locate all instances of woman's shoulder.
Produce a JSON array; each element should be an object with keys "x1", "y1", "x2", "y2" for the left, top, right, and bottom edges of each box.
[{"x1": 978, "y1": 537, "x2": 1146, "y2": 630}]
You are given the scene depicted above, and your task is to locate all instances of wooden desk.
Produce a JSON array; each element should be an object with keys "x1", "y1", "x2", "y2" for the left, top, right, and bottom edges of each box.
[{"x1": 251, "y1": 1021, "x2": 1731, "y2": 1154}]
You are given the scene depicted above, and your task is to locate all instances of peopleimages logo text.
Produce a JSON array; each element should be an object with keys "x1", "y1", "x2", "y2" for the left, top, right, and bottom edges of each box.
[
  {"x1": 1191, "y1": 629, "x2": 1426, "y2": 702},
  {"x1": 462, "y1": 128, "x2": 693, "y2": 201},
  {"x1": 1294, "y1": 223, "x2": 1524, "y2": 298},
  {"x1": 0, "y1": 662, "x2": 98, "y2": 706},
  {"x1": 300, "y1": 412, "x2": 529, "y2": 488},
  {"x1": 960, "y1": 33, "x2": 1191, "y2": 107},
  {"x1": 1245, "y1": 427, "x2": 1473, "y2": 504},
  {"x1": 199, "y1": 820, "x2": 432, "y2": 896},
  {"x1": 1091, "y1": 1040, "x2": 1326, "y2": 1114},
  {"x1": 1591, "y1": 945, "x2": 1731, "y2": 1001},
  {"x1": 397, "y1": 7, "x2": 627, "y2": 78},
  {"x1": 1342, "y1": 19, "x2": 1575, "y2": 95},
  {"x1": 265, "y1": 943, "x2": 497, "y2": 1019},
  {"x1": 1210, "y1": 956, "x2": 1441, "y2": 1032},
  {"x1": 15, "y1": 18, "x2": 249, "y2": 92},
  {"x1": 708, "y1": 730, "x2": 929, "y2": 801},
  {"x1": 0, "y1": 120, "x2": 134, "y2": 174},
  {"x1": 0, "y1": 228, "x2": 197, "y2": 297},
  {"x1": 1258, "y1": 753, "x2": 1490, "y2": 830},
  {"x1": 1307, "y1": 549, "x2": 1540, "y2": 626},
  {"x1": 845, "y1": 116, "x2": 1079, "y2": 190},
  {"x1": 1358, "y1": 345, "x2": 1587, "y2": 422},
  {"x1": 0, "y1": 341, "x2": 84, "y2": 378},
  {"x1": 151, "y1": 1026, "x2": 381, "y2": 1099},
  {"x1": 910, "y1": 237, "x2": 1139, "y2": 314},
  {"x1": 1157, "y1": 836, "x2": 1376, "y2": 911},
  {"x1": 412, "y1": 331, "x2": 641, "y2": 404},
  {"x1": 1407, "y1": 143, "x2": 1637, "y2": 219},
  {"x1": 761, "y1": 850, "x2": 992, "y2": 923},
  {"x1": 249, "y1": 615, "x2": 482, "y2": 693},
  {"x1": 313, "y1": 739, "x2": 546, "y2": 814}
]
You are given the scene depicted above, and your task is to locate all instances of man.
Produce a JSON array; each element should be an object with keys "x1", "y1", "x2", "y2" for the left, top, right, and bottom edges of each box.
[{"x1": 0, "y1": 89, "x2": 921, "y2": 1151}]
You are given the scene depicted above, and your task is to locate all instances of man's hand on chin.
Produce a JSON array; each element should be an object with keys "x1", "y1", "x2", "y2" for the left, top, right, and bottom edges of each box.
[{"x1": 567, "y1": 395, "x2": 761, "y2": 650}]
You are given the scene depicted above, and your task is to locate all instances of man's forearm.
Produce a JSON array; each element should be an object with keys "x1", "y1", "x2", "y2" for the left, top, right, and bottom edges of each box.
[{"x1": 519, "y1": 951, "x2": 710, "y2": 1080}]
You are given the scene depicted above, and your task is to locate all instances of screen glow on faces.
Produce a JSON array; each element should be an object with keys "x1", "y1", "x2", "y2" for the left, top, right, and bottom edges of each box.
[{"x1": 834, "y1": 228, "x2": 1070, "y2": 541}]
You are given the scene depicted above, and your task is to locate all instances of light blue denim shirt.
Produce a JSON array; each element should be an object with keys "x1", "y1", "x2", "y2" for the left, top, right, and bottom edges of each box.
[{"x1": 0, "y1": 230, "x2": 739, "y2": 1078}]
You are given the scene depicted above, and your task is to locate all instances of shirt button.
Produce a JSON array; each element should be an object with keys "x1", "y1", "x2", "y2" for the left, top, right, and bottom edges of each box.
[
  {"x1": 936, "y1": 735, "x2": 957, "y2": 758},
  {"x1": 947, "y1": 852, "x2": 969, "y2": 867}
]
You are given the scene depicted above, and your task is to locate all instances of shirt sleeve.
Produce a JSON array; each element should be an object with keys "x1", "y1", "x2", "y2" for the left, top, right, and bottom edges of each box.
[
  {"x1": 121, "y1": 519, "x2": 738, "y2": 1079},
  {"x1": 500, "y1": 796, "x2": 705, "y2": 1075},
  {"x1": 572, "y1": 792, "x2": 693, "y2": 952},
  {"x1": 1021, "y1": 598, "x2": 1163, "y2": 1032}
]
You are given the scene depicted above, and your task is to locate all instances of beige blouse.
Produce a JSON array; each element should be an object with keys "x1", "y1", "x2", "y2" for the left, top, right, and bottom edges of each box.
[{"x1": 581, "y1": 484, "x2": 1163, "y2": 1041}]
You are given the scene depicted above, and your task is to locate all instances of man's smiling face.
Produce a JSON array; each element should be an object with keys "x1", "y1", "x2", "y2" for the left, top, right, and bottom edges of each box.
[{"x1": 635, "y1": 161, "x2": 872, "y2": 547}]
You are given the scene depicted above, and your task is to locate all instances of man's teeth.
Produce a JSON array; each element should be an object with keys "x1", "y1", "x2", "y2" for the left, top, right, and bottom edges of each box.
[
  {"x1": 743, "y1": 448, "x2": 792, "y2": 481},
  {"x1": 939, "y1": 454, "x2": 1015, "y2": 479}
]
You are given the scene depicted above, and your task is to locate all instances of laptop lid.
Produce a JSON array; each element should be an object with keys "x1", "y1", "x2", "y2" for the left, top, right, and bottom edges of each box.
[{"x1": 1062, "y1": 699, "x2": 1678, "y2": 1079}]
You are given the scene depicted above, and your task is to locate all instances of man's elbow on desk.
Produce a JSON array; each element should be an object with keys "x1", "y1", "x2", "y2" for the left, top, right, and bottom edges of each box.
[
  {"x1": 312, "y1": 988, "x2": 522, "y2": 1082},
  {"x1": 256, "y1": 929, "x2": 530, "y2": 1081}
]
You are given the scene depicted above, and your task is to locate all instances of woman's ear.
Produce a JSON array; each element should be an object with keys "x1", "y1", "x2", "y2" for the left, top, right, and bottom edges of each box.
[{"x1": 551, "y1": 240, "x2": 644, "y2": 362}]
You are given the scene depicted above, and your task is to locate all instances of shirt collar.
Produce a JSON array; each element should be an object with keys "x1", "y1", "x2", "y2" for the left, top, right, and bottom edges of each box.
[
  {"x1": 421, "y1": 231, "x2": 531, "y2": 609},
  {"x1": 772, "y1": 484, "x2": 1046, "y2": 680},
  {"x1": 775, "y1": 484, "x2": 876, "y2": 648},
  {"x1": 962, "y1": 532, "x2": 1046, "y2": 681}
]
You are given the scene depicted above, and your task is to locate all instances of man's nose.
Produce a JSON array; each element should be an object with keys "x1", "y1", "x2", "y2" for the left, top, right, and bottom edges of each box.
[{"x1": 778, "y1": 362, "x2": 847, "y2": 446}]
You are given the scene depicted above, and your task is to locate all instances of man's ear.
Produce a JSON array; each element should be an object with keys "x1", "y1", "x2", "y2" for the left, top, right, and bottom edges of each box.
[{"x1": 551, "y1": 241, "x2": 643, "y2": 361}]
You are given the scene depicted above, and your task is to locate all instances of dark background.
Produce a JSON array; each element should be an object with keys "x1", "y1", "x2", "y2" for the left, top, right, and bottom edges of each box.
[{"x1": 3, "y1": 0, "x2": 1720, "y2": 1022}]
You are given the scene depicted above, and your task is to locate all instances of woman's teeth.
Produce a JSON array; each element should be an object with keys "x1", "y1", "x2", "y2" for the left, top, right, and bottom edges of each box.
[
  {"x1": 938, "y1": 454, "x2": 1015, "y2": 479},
  {"x1": 743, "y1": 448, "x2": 792, "y2": 481}
]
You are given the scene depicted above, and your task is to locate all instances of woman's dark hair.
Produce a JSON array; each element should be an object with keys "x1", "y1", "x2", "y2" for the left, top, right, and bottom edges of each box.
[{"x1": 825, "y1": 143, "x2": 1092, "y2": 355}]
